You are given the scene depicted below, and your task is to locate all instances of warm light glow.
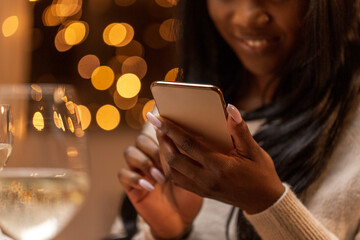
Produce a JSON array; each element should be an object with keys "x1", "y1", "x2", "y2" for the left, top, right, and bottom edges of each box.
[
  {"x1": 67, "y1": 147, "x2": 79, "y2": 157},
  {"x1": 55, "y1": 29, "x2": 72, "y2": 52},
  {"x1": 159, "y1": 19, "x2": 178, "y2": 42},
  {"x1": 2, "y1": 16, "x2": 19, "y2": 37},
  {"x1": 113, "y1": 91, "x2": 138, "y2": 110},
  {"x1": 31, "y1": 84, "x2": 43, "y2": 101},
  {"x1": 165, "y1": 68, "x2": 179, "y2": 82},
  {"x1": 64, "y1": 21, "x2": 87, "y2": 45},
  {"x1": 116, "y1": 73, "x2": 141, "y2": 98},
  {"x1": 68, "y1": 117, "x2": 74, "y2": 133},
  {"x1": 33, "y1": 112, "x2": 44, "y2": 131},
  {"x1": 78, "y1": 54, "x2": 100, "y2": 79},
  {"x1": 114, "y1": 0, "x2": 136, "y2": 7},
  {"x1": 116, "y1": 23, "x2": 134, "y2": 47},
  {"x1": 143, "y1": 24, "x2": 167, "y2": 49},
  {"x1": 103, "y1": 23, "x2": 126, "y2": 46},
  {"x1": 116, "y1": 40, "x2": 144, "y2": 63},
  {"x1": 54, "y1": 0, "x2": 82, "y2": 17},
  {"x1": 65, "y1": 101, "x2": 76, "y2": 114},
  {"x1": 42, "y1": 5, "x2": 62, "y2": 26},
  {"x1": 142, "y1": 100, "x2": 155, "y2": 121},
  {"x1": 53, "y1": 111, "x2": 62, "y2": 129},
  {"x1": 91, "y1": 66, "x2": 115, "y2": 90},
  {"x1": 125, "y1": 99, "x2": 147, "y2": 130},
  {"x1": 77, "y1": 105, "x2": 91, "y2": 130},
  {"x1": 96, "y1": 105, "x2": 120, "y2": 131},
  {"x1": 122, "y1": 56, "x2": 147, "y2": 79},
  {"x1": 53, "y1": 86, "x2": 66, "y2": 103},
  {"x1": 155, "y1": 0, "x2": 178, "y2": 8}
]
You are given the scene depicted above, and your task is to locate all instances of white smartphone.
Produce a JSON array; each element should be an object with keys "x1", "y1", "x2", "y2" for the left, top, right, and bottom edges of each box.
[{"x1": 150, "y1": 81, "x2": 234, "y2": 153}]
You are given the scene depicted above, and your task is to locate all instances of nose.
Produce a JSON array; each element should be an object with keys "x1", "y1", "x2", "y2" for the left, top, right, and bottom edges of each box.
[{"x1": 231, "y1": 1, "x2": 271, "y2": 29}]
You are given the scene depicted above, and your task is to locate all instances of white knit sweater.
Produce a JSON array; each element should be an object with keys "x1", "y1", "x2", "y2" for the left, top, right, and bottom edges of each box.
[{"x1": 135, "y1": 102, "x2": 360, "y2": 240}]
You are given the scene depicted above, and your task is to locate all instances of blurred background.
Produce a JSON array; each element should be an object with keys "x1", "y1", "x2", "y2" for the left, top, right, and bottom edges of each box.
[{"x1": 0, "y1": 0, "x2": 178, "y2": 239}]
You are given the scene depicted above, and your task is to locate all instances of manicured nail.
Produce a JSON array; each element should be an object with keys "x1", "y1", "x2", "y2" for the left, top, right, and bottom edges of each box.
[
  {"x1": 226, "y1": 104, "x2": 242, "y2": 124},
  {"x1": 150, "y1": 167, "x2": 166, "y2": 184},
  {"x1": 146, "y1": 112, "x2": 162, "y2": 128},
  {"x1": 138, "y1": 179, "x2": 155, "y2": 192}
]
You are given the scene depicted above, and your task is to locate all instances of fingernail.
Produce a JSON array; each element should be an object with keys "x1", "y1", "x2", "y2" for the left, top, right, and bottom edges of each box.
[
  {"x1": 138, "y1": 179, "x2": 155, "y2": 192},
  {"x1": 150, "y1": 167, "x2": 166, "y2": 184},
  {"x1": 146, "y1": 112, "x2": 162, "y2": 128},
  {"x1": 227, "y1": 104, "x2": 242, "y2": 124}
]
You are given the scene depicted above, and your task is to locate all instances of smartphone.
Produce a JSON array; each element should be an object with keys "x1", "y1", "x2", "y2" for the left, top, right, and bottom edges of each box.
[{"x1": 150, "y1": 81, "x2": 234, "y2": 153}]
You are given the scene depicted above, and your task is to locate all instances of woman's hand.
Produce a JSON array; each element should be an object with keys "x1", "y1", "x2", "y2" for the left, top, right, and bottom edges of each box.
[
  {"x1": 118, "y1": 133, "x2": 203, "y2": 239},
  {"x1": 146, "y1": 104, "x2": 285, "y2": 214}
]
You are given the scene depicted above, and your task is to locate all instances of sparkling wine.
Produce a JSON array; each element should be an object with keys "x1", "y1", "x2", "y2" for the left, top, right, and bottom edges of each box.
[
  {"x1": 0, "y1": 168, "x2": 89, "y2": 240},
  {"x1": 0, "y1": 143, "x2": 12, "y2": 171}
]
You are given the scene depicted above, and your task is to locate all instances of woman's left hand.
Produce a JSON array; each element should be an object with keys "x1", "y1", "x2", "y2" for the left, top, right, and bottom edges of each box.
[{"x1": 146, "y1": 104, "x2": 285, "y2": 214}]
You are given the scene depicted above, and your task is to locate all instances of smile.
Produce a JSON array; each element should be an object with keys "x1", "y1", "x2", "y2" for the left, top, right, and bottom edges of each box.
[{"x1": 235, "y1": 36, "x2": 280, "y2": 54}]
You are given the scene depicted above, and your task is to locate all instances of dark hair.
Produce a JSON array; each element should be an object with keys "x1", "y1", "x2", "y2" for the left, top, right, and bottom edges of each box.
[{"x1": 176, "y1": 0, "x2": 360, "y2": 239}]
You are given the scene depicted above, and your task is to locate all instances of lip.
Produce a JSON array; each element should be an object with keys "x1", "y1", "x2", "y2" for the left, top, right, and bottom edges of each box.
[{"x1": 233, "y1": 35, "x2": 281, "y2": 54}]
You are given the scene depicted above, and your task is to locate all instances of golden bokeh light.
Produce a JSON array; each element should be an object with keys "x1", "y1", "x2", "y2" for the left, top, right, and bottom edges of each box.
[
  {"x1": 31, "y1": 84, "x2": 43, "y2": 101},
  {"x1": 53, "y1": 86, "x2": 66, "y2": 103},
  {"x1": 115, "y1": 0, "x2": 136, "y2": 7},
  {"x1": 78, "y1": 54, "x2": 100, "y2": 79},
  {"x1": 143, "y1": 24, "x2": 167, "y2": 49},
  {"x1": 53, "y1": 111, "x2": 62, "y2": 129},
  {"x1": 116, "y1": 40, "x2": 144, "y2": 63},
  {"x1": 103, "y1": 23, "x2": 126, "y2": 46},
  {"x1": 55, "y1": 29, "x2": 72, "y2": 52},
  {"x1": 116, "y1": 23, "x2": 134, "y2": 47},
  {"x1": 2, "y1": 16, "x2": 19, "y2": 37},
  {"x1": 159, "y1": 18, "x2": 178, "y2": 42},
  {"x1": 66, "y1": 101, "x2": 76, "y2": 114},
  {"x1": 116, "y1": 73, "x2": 141, "y2": 98},
  {"x1": 68, "y1": 117, "x2": 75, "y2": 133},
  {"x1": 64, "y1": 21, "x2": 88, "y2": 45},
  {"x1": 155, "y1": 0, "x2": 178, "y2": 8},
  {"x1": 142, "y1": 99, "x2": 155, "y2": 121},
  {"x1": 33, "y1": 112, "x2": 44, "y2": 131},
  {"x1": 77, "y1": 105, "x2": 91, "y2": 130},
  {"x1": 54, "y1": 0, "x2": 82, "y2": 17},
  {"x1": 96, "y1": 105, "x2": 120, "y2": 131},
  {"x1": 165, "y1": 67, "x2": 180, "y2": 82},
  {"x1": 42, "y1": 5, "x2": 62, "y2": 26},
  {"x1": 122, "y1": 56, "x2": 147, "y2": 79},
  {"x1": 67, "y1": 147, "x2": 79, "y2": 157},
  {"x1": 113, "y1": 91, "x2": 138, "y2": 110},
  {"x1": 91, "y1": 66, "x2": 115, "y2": 90}
]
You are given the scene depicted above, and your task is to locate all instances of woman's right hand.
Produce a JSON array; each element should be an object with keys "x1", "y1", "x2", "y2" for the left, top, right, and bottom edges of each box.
[{"x1": 118, "y1": 133, "x2": 203, "y2": 239}]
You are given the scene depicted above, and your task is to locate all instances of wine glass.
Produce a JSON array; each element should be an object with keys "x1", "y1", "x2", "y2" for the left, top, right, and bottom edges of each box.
[
  {"x1": 0, "y1": 104, "x2": 12, "y2": 171},
  {"x1": 0, "y1": 84, "x2": 90, "y2": 240}
]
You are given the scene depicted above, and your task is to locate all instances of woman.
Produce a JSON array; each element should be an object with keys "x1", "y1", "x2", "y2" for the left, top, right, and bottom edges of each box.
[{"x1": 118, "y1": 0, "x2": 360, "y2": 239}]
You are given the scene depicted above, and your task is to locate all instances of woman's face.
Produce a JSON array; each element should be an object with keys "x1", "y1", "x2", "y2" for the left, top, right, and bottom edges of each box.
[{"x1": 207, "y1": 0, "x2": 309, "y2": 79}]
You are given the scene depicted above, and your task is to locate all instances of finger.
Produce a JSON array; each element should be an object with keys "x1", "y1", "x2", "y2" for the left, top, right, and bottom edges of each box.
[
  {"x1": 118, "y1": 168, "x2": 154, "y2": 192},
  {"x1": 147, "y1": 112, "x2": 208, "y2": 165},
  {"x1": 135, "y1": 134, "x2": 161, "y2": 169},
  {"x1": 169, "y1": 169, "x2": 207, "y2": 198},
  {"x1": 226, "y1": 104, "x2": 261, "y2": 158},
  {"x1": 157, "y1": 128, "x2": 203, "y2": 181},
  {"x1": 124, "y1": 146, "x2": 165, "y2": 184}
]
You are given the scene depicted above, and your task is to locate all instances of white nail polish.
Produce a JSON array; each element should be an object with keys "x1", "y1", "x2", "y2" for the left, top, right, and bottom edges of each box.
[
  {"x1": 150, "y1": 167, "x2": 166, "y2": 184},
  {"x1": 146, "y1": 112, "x2": 162, "y2": 128},
  {"x1": 138, "y1": 179, "x2": 155, "y2": 192}
]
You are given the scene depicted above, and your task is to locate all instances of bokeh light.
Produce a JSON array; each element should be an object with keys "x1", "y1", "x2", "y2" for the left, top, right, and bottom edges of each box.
[
  {"x1": 122, "y1": 56, "x2": 147, "y2": 79},
  {"x1": 155, "y1": 0, "x2": 178, "y2": 8},
  {"x1": 125, "y1": 98, "x2": 147, "y2": 130},
  {"x1": 159, "y1": 18, "x2": 178, "y2": 42},
  {"x1": 67, "y1": 117, "x2": 75, "y2": 133},
  {"x1": 113, "y1": 91, "x2": 138, "y2": 110},
  {"x1": 64, "y1": 21, "x2": 88, "y2": 45},
  {"x1": 77, "y1": 105, "x2": 91, "y2": 130},
  {"x1": 116, "y1": 73, "x2": 141, "y2": 98},
  {"x1": 116, "y1": 23, "x2": 134, "y2": 47},
  {"x1": 114, "y1": 0, "x2": 136, "y2": 7},
  {"x1": 143, "y1": 24, "x2": 167, "y2": 49},
  {"x1": 91, "y1": 66, "x2": 115, "y2": 90},
  {"x1": 2, "y1": 16, "x2": 19, "y2": 37},
  {"x1": 42, "y1": 5, "x2": 62, "y2": 26},
  {"x1": 142, "y1": 99, "x2": 155, "y2": 121},
  {"x1": 116, "y1": 40, "x2": 144, "y2": 63},
  {"x1": 55, "y1": 29, "x2": 72, "y2": 52},
  {"x1": 33, "y1": 112, "x2": 45, "y2": 131},
  {"x1": 31, "y1": 84, "x2": 43, "y2": 101},
  {"x1": 54, "y1": 0, "x2": 82, "y2": 17},
  {"x1": 165, "y1": 67, "x2": 179, "y2": 82},
  {"x1": 96, "y1": 105, "x2": 121, "y2": 131},
  {"x1": 78, "y1": 54, "x2": 100, "y2": 79},
  {"x1": 103, "y1": 23, "x2": 126, "y2": 46}
]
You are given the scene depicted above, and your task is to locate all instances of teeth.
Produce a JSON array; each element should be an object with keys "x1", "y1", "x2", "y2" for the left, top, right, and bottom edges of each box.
[{"x1": 245, "y1": 40, "x2": 267, "y2": 47}]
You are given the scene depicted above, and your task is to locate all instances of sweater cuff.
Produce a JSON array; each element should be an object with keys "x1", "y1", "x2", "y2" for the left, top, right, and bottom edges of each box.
[{"x1": 244, "y1": 183, "x2": 338, "y2": 240}]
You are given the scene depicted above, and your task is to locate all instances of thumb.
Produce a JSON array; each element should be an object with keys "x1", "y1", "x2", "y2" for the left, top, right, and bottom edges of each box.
[{"x1": 226, "y1": 104, "x2": 259, "y2": 158}]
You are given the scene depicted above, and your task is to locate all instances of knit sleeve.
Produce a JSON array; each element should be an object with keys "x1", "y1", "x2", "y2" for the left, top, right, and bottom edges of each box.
[{"x1": 244, "y1": 184, "x2": 339, "y2": 240}]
